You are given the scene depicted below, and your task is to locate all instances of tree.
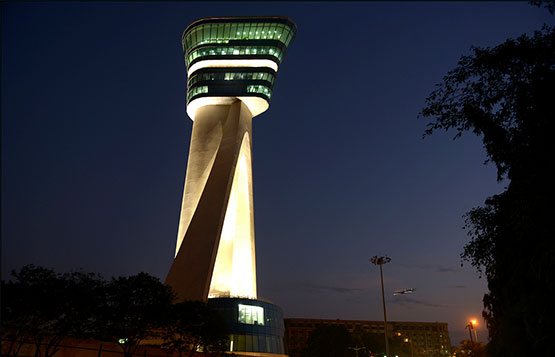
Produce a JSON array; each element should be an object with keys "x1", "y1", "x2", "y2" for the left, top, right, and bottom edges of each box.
[
  {"x1": 302, "y1": 325, "x2": 353, "y2": 357},
  {"x1": 97, "y1": 272, "x2": 175, "y2": 357},
  {"x1": 351, "y1": 328, "x2": 382, "y2": 356},
  {"x1": 420, "y1": 21, "x2": 554, "y2": 357},
  {"x1": 350, "y1": 329, "x2": 410, "y2": 357},
  {"x1": 161, "y1": 301, "x2": 228, "y2": 357},
  {"x1": 1, "y1": 265, "x2": 104, "y2": 357},
  {"x1": 1, "y1": 265, "x2": 60, "y2": 357},
  {"x1": 530, "y1": 0, "x2": 555, "y2": 14},
  {"x1": 1, "y1": 266, "x2": 182, "y2": 357},
  {"x1": 453, "y1": 340, "x2": 487, "y2": 357}
]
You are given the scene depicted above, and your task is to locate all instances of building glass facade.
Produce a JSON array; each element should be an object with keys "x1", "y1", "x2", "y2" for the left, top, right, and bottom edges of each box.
[
  {"x1": 208, "y1": 297, "x2": 286, "y2": 355},
  {"x1": 186, "y1": 67, "x2": 276, "y2": 103},
  {"x1": 181, "y1": 17, "x2": 296, "y2": 113},
  {"x1": 183, "y1": 19, "x2": 295, "y2": 54}
]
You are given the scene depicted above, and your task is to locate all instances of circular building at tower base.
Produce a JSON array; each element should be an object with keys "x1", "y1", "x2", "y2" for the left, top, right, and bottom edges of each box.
[{"x1": 207, "y1": 298, "x2": 287, "y2": 356}]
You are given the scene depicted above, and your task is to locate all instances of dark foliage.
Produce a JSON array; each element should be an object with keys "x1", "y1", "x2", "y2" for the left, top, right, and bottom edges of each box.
[
  {"x1": 421, "y1": 25, "x2": 555, "y2": 356},
  {"x1": 351, "y1": 329, "x2": 410, "y2": 357},
  {"x1": 97, "y1": 272, "x2": 175, "y2": 357},
  {"x1": 161, "y1": 301, "x2": 228, "y2": 356},
  {"x1": 302, "y1": 326, "x2": 410, "y2": 357},
  {"x1": 1, "y1": 265, "x2": 105, "y2": 357},
  {"x1": 529, "y1": 0, "x2": 555, "y2": 14},
  {"x1": 302, "y1": 325, "x2": 353, "y2": 357},
  {"x1": 453, "y1": 340, "x2": 487, "y2": 357},
  {"x1": 1, "y1": 265, "x2": 228, "y2": 357}
]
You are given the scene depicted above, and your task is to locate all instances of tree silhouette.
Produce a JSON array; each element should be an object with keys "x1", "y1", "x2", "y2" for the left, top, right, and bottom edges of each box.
[
  {"x1": 97, "y1": 272, "x2": 175, "y2": 357},
  {"x1": 1, "y1": 266, "x2": 179, "y2": 357},
  {"x1": 1, "y1": 265, "x2": 104, "y2": 357},
  {"x1": 530, "y1": 0, "x2": 555, "y2": 14},
  {"x1": 302, "y1": 325, "x2": 352, "y2": 357},
  {"x1": 421, "y1": 21, "x2": 554, "y2": 356},
  {"x1": 161, "y1": 301, "x2": 228, "y2": 357},
  {"x1": 453, "y1": 339, "x2": 487, "y2": 357}
]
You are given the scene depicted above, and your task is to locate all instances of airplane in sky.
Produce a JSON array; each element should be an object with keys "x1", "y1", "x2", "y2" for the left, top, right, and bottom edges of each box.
[{"x1": 393, "y1": 288, "x2": 415, "y2": 295}]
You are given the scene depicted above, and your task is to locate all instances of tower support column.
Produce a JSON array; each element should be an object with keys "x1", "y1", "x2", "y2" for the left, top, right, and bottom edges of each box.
[{"x1": 167, "y1": 100, "x2": 256, "y2": 302}]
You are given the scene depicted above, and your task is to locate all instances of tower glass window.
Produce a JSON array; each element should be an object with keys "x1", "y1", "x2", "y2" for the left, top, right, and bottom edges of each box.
[
  {"x1": 178, "y1": 17, "x2": 296, "y2": 119},
  {"x1": 238, "y1": 303, "x2": 265, "y2": 325}
]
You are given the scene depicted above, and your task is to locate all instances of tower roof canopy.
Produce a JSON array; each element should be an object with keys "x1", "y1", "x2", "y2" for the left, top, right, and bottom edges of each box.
[
  {"x1": 183, "y1": 16, "x2": 296, "y2": 46},
  {"x1": 182, "y1": 16, "x2": 296, "y2": 71}
]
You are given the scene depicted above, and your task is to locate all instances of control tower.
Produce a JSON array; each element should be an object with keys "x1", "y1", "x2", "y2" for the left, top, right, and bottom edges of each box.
[{"x1": 166, "y1": 16, "x2": 296, "y2": 356}]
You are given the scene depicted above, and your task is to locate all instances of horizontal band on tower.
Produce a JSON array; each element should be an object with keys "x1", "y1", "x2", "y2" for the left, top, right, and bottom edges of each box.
[
  {"x1": 188, "y1": 59, "x2": 279, "y2": 77},
  {"x1": 187, "y1": 96, "x2": 270, "y2": 121},
  {"x1": 187, "y1": 67, "x2": 276, "y2": 104}
]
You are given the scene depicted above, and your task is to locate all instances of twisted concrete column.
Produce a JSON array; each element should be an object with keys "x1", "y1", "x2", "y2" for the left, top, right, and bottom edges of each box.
[{"x1": 166, "y1": 100, "x2": 256, "y2": 302}]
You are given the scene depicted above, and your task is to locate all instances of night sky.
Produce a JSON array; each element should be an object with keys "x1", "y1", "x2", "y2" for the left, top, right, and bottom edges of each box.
[{"x1": 2, "y1": 2, "x2": 552, "y2": 344}]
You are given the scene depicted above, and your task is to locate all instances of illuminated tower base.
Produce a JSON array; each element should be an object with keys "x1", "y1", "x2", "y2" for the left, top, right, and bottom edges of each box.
[{"x1": 209, "y1": 298, "x2": 286, "y2": 357}]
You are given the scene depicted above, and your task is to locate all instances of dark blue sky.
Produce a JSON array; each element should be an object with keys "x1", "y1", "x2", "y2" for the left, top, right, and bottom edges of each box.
[{"x1": 2, "y1": 2, "x2": 552, "y2": 344}]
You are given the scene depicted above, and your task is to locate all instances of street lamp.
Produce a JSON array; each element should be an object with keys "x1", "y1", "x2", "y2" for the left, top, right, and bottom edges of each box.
[
  {"x1": 371, "y1": 255, "x2": 391, "y2": 357},
  {"x1": 469, "y1": 319, "x2": 478, "y2": 342},
  {"x1": 404, "y1": 338, "x2": 414, "y2": 357},
  {"x1": 465, "y1": 322, "x2": 474, "y2": 343}
]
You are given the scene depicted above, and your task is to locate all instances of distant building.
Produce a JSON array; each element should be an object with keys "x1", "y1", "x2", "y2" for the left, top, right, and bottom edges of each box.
[{"x1": 284, "y1": 318, "x2": 452, "y2": 357}]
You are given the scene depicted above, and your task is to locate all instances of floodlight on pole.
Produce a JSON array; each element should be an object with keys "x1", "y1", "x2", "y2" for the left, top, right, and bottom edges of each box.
[
  {"x1": 465, "y1": 323, "x2": 474, "y2": 343},
  {"x1": 370, "y1": 255, "x2": 391, "y2": 357},
  {"x1": 469, "y1": 319, "x2": 479, "y2": 342}
]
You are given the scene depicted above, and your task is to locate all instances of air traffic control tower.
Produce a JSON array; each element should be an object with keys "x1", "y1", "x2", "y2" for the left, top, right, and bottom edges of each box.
[{"x1": 166, "y1": 17, "x2": 296, "y2": 356}]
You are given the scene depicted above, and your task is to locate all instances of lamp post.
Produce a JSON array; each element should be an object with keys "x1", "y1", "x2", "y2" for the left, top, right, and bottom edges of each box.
[
  {"x1": 465, "y1": 323, "x2": 474, "y2": 343},
  {"x1": 404, "y1": 338, "x2": 414, "y2": 357},
  {"x1": 469, "y1": 319, "x2": 478, "y2": 342},
  {"x1": 371, "y1": 255, "x2": 391, "y2": 357}
]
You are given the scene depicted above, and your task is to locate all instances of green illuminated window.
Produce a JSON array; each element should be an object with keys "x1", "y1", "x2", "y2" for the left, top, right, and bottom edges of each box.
[
  {"x1": 186, "y1": 85, "x2": 208, "y2": 102},
  {"x1": 247, "y1": 85, "x2": 272, "y2": 99},
  {"x1": 183, "y1": 21, "x2": 296, "y2": 52},
  {"x1": 238, "y1": 304, "x2": 264, "y2": 325},
  {"x1": 186, "y1": 45, "x2": 285, "y2": 66},
  {"x1": 183, "y1": 17, "x2": 295, "y2": 109},
  {"x1": 188, "y1": 71, "x2": 275, "y2": 87}
]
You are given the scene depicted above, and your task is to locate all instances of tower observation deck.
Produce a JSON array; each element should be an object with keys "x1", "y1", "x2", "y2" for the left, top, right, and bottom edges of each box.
[{"x1": 166, "y1": 17, "x2": 296, "y2": 304}]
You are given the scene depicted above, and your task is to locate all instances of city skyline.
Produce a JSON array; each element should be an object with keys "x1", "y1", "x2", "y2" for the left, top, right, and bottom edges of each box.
[{"x1": 2, "y1": 2, "x2": 551, "y2": 345}]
